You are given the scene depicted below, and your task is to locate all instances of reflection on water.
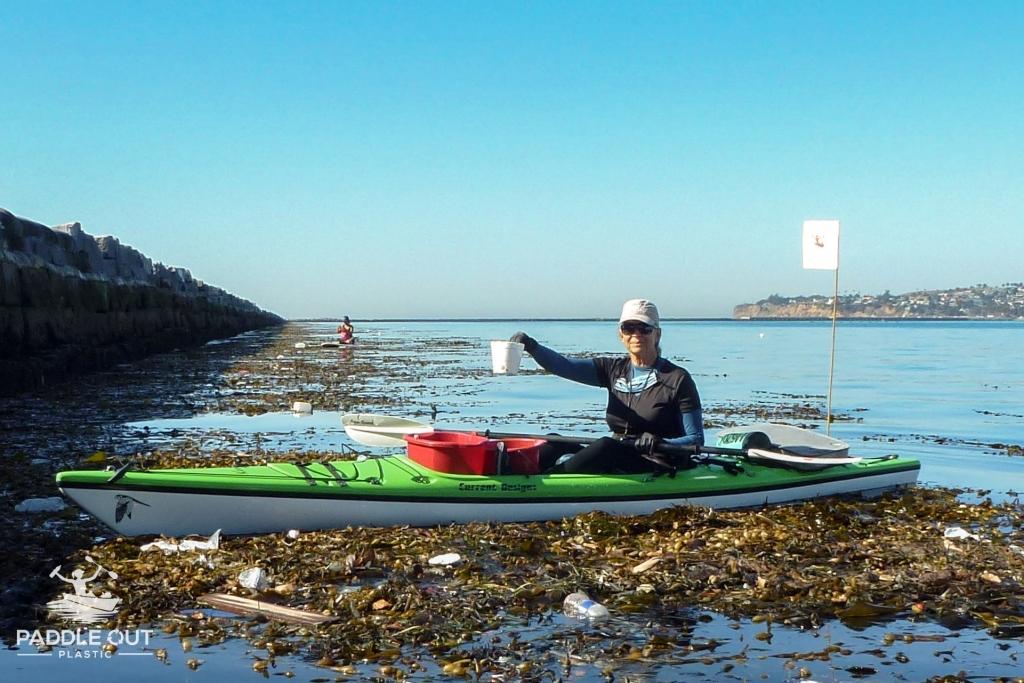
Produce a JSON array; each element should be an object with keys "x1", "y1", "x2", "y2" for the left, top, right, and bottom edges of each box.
[
  {"x1": 5, "y1": 610, "x2": 1022, "y2": 681},
  {"x1": 125, "y1": 410, "x2": 350, "y2": 452}
]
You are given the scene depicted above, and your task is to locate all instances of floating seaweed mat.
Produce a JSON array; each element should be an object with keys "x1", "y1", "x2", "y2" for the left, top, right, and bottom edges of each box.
[{"x1": 199, "y1": 593, "x2": 336, "y2": 626}]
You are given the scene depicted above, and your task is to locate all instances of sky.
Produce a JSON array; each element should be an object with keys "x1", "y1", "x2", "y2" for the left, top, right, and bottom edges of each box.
[{"x1": 2, "y1": 1, "x2": 1022, "y2": 319}]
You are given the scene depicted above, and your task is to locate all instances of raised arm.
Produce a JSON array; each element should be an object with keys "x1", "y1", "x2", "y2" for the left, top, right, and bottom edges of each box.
[{"x1": 510, "y1": 333, "x2": 601, "y2": 387}]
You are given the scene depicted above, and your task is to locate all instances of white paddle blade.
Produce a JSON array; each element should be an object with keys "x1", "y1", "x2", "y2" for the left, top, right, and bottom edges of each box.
[
  {"x1": 746, "y1": 447, "x2": 862, "y2": 471},
  {"x1": 716, "y1": 423, "x2": 850, "y2": 456}
]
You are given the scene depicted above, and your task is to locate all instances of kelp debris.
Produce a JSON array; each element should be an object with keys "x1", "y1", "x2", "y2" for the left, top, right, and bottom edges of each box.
[
  {"x1": 860, "y1": 432, "x2": 1024, "y2": 458},
  {"x1": 7, "y1": 320, "x2": 1023, "y2": 677},
  {"x1": 45, "y1": 487, "x2": 1024, "y2": 675}
]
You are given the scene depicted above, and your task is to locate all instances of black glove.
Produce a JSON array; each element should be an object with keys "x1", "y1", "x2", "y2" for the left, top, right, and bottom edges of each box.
[
  {"x1": 510, "y1": 332, "x2": 537, "y2": 353},
  {"x1": 634, "y1": 432, "x2": 660, "y2": 455}
]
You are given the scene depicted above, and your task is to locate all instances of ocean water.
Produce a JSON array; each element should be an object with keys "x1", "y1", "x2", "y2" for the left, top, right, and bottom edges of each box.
[
  {"x1": 346, "y1": 319, "x2": 1023, "y2": 494},
  {"x1": 120, "y1": 319, "x2": 1023, "y2": 492},
  {"x1": 6, "y1": 319, "x2": 1023, "y2": 682}
]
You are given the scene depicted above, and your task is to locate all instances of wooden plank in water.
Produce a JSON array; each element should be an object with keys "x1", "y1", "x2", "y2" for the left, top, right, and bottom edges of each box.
[{"x1": 198, "y1": 593, "x2": 337, "y2": 626}]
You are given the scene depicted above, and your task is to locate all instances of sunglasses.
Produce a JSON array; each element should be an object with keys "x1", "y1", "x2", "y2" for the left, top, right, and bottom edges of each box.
[{"x1": 620, "y1": 322, "x2": 654, "y2": 336}]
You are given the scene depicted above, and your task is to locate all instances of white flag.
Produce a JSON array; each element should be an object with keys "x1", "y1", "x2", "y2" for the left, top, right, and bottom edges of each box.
[{"x1": 802, "y1": 220, "x2": 840, "y2": 270}]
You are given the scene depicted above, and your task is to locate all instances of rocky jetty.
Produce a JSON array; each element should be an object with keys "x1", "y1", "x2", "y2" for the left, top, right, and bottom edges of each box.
[{"x1": 0, "y1": 208, "x2": 283, "y2": 395}]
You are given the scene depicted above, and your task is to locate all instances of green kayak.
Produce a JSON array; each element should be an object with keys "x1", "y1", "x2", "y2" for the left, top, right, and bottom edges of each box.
[{"x1": 56, "y1": 450, "x2": 920, "y2": 537}]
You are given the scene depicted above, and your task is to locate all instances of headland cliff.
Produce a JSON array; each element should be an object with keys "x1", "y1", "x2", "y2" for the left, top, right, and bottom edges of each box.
[{"x1": 734, "y1": 284, "x2": 1024, "y2": 320}]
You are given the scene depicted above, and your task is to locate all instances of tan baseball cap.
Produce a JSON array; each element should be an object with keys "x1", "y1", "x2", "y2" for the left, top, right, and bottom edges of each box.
[{"x1": 618, "y1": 299, "x2": 660, "y2": 328}]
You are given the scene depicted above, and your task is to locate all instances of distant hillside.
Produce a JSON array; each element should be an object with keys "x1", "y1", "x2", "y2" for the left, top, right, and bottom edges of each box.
[{"x1": 734, "y1": 283, "x2": 1024, "y2": 320}]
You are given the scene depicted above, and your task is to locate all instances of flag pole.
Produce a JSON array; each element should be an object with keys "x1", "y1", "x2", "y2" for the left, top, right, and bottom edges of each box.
[
  {"x1": 802, "y1": 219, "x2": 841, "y2": 436},
  {"x1": 825, "y1": 265, "x2": 839, "y2": 434}
]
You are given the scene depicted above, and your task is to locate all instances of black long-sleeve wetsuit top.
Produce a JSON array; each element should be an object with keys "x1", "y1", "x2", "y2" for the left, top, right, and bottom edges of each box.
[{"x1": 528, "y1": 343, "x2": 704, "y2": 447}]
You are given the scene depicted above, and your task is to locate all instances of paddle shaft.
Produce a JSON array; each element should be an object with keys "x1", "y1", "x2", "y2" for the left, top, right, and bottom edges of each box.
[
  {"x1": 344, "y1": 415, "x2": 748, "y2": 458},
  {"x1": 484, "y1": 430, "x2": 880, "y2": 462},
  {"x1": 481, "y1": 431, "x2": 746, "y2": 458}
]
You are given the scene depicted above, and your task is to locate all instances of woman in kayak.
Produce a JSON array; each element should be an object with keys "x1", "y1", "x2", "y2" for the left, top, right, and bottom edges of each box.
[
  {"x1": 337, "y1": 316, "x2": 355, "y2": 345},
  {"x1": 510, "y1": 298, "x2": 703, "y2": 474}
]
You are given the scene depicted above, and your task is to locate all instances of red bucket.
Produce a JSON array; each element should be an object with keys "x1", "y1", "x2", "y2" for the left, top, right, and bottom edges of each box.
[
  {"x1": 494, "y1": 438, "x2": 545, "y2": 474},
  {"x1": 404, "y1": 431, "x2": 496, "y2": 475}
]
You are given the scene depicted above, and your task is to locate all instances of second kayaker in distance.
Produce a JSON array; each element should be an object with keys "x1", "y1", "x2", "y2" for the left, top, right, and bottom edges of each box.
[
  {"x1": 510, "y1": 298, "x2": 704, "y2": 474},
  {"x1": 337, "y1": 316, "x2": 355, "y2": 345}
]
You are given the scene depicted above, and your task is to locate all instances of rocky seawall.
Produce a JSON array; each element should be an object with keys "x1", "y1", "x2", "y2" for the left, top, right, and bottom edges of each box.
[{"x1": 0, "y1": 208, "x2": 283, "y2": 396}]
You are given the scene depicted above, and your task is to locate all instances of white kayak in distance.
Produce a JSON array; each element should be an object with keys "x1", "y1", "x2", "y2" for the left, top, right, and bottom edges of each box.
[
  {"x1": 343, "y1": 414, "x2": 856, "y2": 470},
  {"x1": 342, "y1": 413, "x2": 433, "y2": 446}
]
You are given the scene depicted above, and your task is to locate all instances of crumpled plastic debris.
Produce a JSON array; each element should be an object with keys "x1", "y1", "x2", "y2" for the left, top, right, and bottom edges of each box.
[
  {"x1": 141, "y1": 529, "x2": 222, "y2": 554},
  {"x1": 193, "y1": 553, "x2": 217, "y2": 569},
  {"x1": 428, "y1": 552, "x2": 462, "y2": 566},
  {"x1": 15, "y1": 497, "x2": 67, "y2": 513},
  {"x1": 238, "y1": 567, "x2": 270, "y2": 590},
  {"x1": 943, "y1": 526, "x2": 980, "y2": 540}
]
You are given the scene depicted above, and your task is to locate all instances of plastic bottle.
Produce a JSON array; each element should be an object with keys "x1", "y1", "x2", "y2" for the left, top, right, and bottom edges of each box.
[{"x1": 563, "y1": 591, "x2": 610, "y2": 619}]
